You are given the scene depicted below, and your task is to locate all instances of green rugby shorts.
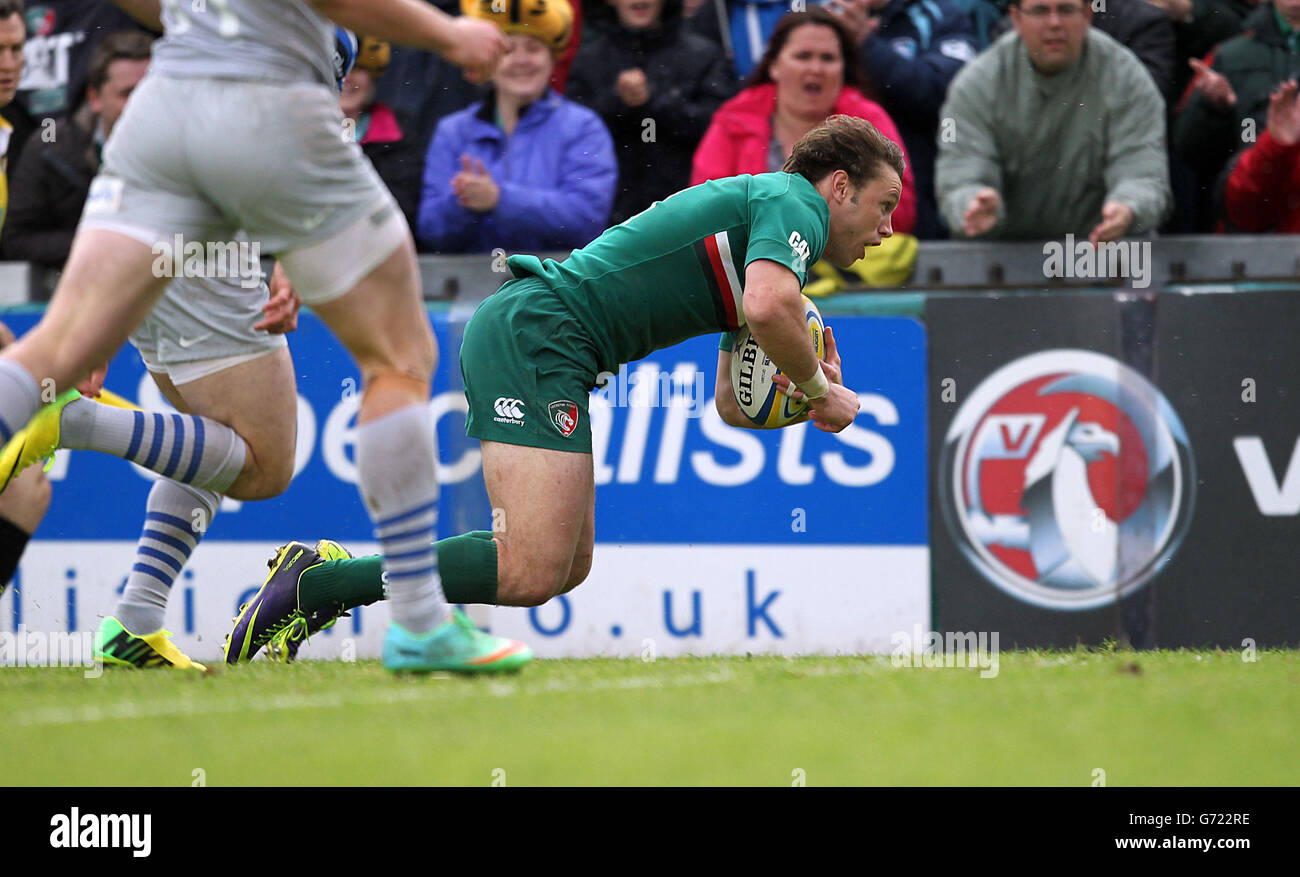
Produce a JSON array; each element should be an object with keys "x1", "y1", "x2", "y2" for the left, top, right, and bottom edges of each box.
[{"x1": 460, "y1": 276, "x2": 599, "y2": 453}]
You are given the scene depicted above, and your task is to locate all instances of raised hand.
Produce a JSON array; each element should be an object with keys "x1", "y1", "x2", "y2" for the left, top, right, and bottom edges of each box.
[
  {"x1": 1188, "y1": 58, "x2": 1237, "y2": 111},
  {"x1": 453, "y1": 154, "x2": 500, "y2": 212},
  {"x1": 255, "y1": 262, "x2": 302, "y2": 334},
  {"x1": 444, "y1": 17, "x2": 510, "y2": 83},
  {"x1": 1267, "y1": 79, "x2": 1300, "y2": 146}
]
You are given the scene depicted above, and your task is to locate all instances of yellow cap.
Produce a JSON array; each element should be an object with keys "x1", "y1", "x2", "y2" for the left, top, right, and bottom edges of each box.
[
  {"x1": 355, "y1": 35, "x2": 391, "y2": 75},
  {"x1": 460, "y1": 0, "x2": 574, "y2": 54}
]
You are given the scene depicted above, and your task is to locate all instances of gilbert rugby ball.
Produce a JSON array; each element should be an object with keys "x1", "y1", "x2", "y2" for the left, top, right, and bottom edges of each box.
[{"x1": 730, "y1": 295, "x2": 825, "y2": 428}]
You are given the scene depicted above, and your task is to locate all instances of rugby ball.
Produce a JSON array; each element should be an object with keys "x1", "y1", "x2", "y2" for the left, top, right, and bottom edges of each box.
[{"x1": 730, "y1": 295, "x2": 825, "y2": 428}]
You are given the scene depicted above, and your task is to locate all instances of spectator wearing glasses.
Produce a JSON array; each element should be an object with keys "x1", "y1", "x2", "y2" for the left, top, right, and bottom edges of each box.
[{"x1": 936, "y1": 0, "x2": 1171, "y2": 241}]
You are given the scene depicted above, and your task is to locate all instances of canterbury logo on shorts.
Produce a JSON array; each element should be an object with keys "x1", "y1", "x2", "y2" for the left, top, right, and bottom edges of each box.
[{"x1": 493, "y1": 397, "x2": 525, "y2": 425}]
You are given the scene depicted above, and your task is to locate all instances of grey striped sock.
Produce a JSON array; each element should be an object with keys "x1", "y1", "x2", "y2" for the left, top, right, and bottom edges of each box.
[
  {"x1": 60, "y1": 398, "x2": 247, "y2": 493},
  {"x1": 114, "y1": 480, "x2": 221, "y2": 635}
]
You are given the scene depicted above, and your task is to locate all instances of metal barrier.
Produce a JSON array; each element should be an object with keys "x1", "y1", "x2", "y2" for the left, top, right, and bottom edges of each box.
[{"x1": 4, "y1": 234, "x2": 1298, "y2": 304}]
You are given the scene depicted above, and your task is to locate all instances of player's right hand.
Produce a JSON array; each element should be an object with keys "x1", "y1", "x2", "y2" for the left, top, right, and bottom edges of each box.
[
  {"x1": 444, "y1": 18, "x2": 509, "y2": 83},
  {"x1": 806, "y1": 382, "x2": 860, "y2": 434},
  {"x1": 774, "y1": 324, "x2": 844, "y2": 404}
]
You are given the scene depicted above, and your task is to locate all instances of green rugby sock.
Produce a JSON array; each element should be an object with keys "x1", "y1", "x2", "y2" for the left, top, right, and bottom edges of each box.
[
  {"x1": 299, "y1": 555, "x2": 384, "y2": 614},
  {"x1": 299, "y1": 530, "x2": 499, "y2": 613},
  {"x1": 432, "y1": 530, "x2": 499, "y2": 605}
]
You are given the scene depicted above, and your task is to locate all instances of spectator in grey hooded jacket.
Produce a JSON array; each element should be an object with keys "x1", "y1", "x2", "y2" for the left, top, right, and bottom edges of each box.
[{"x1": 935, "y1": 0, "x2": 1171, "y2": 242}]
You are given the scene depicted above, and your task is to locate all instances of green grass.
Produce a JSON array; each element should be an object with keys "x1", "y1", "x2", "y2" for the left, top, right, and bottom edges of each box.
[{"x1": 2, "y1": 649, "x2": 1296, "y2": 786}]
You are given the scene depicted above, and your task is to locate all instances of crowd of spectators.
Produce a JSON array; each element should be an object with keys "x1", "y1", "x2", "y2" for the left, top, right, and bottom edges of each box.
[{"x1": 0, "y1": 0, "x2": 1297, "y2": 287}]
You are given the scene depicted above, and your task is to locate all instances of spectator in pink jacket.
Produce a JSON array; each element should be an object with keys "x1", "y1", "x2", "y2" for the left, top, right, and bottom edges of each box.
[{"x1": 690, "y1": 6, "x2": 916, "y2": 234}]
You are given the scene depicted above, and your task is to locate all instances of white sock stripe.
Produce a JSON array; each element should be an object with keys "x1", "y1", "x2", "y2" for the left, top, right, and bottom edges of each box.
[
  {"x1": 138, "y1": 537, "x2": 193, "y2": 567},
  {"x1": 385, "y1": 553, "x2": 438, "y2": 574},
  {"x1": 143, "y1": 516, "x2": 201, "y2": 542},
  {"x1": 115, "y1": 480, "x2": 218, "y2": 636},
  {"x1": 374, "y1": 512, "x2": 438, "y2": 540},
  {"x1": 379, "y1": 535, "x2": 434, "y2": 556},
  {"x1": 356, "y1": 403, "x2": 446, "y2": 632},
  {"x1": 382, "y1": 542, "x2": 438, "y2": 561},
  {"x1": 376, "y1": 530, "x2": 436, "y2": 549}
]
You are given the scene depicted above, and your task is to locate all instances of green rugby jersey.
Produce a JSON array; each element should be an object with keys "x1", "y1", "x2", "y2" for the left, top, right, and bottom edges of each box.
[{"x1": 505, "y1": 172, "x2": 829, "y2": 374}]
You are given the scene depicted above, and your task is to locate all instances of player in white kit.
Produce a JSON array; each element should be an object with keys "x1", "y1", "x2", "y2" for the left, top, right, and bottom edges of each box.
[
  {"x1": 0, "y1": 31, "x2": 359, "y2": 672},
  {"x1": 0, "y1": 0, "x2": 531, "y2": 673}
]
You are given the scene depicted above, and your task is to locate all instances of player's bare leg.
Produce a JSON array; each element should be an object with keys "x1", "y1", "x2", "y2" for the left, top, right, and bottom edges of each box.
[
  {"x1": 311, "y1": 237, "x2": 436, "y2": 425},
  {"x1": 302, "y1": 236, "x2": 529, "y2": 671},
  {"x1": 304, "y1": 238, "x2": 439, "y2": 624},
  {"x1": 558, "y1": 488, "x2": 596, "y2": 595},
  {"x1": 480, "y1": 440, "x2": 596, "y2": 607},
  {"x1": 220, "y1": 440, "x2": 594, "y2": 659},
  {"x1": 98, "y1": 350, "x2": 301, "y2": 665},
  {"x1": 148, "y1": 348, "x2": 298, "y2": 500},
  {"x1": 0, "y1": 232, "x2": 167, "y2": 441}
]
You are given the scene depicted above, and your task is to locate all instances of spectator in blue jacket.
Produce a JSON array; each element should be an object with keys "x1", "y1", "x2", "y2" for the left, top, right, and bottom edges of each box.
[
  {"x1": 834, "y1": 0, "x2": 978, "y2": 238},
  {"x1": 417, "y1": 0, "x2": 616, "y2": 254}
]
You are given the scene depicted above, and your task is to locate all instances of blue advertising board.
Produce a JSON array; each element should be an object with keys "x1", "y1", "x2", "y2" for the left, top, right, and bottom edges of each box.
[
  {"x1": 1, "y1": 309, "x2": 926, "y2": 547},
  {"x1": 1, "y1": 307, "x2": 927, "y2": 659}
]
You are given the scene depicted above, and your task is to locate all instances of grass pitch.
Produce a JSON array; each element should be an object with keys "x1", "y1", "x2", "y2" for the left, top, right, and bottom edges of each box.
[{"x1": 2, "y1": 649, "x2": 1296, "y2": 786}]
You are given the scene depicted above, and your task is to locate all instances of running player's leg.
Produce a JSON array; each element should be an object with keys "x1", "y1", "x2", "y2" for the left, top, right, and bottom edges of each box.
[
  {"x1": 185, "y1": 74, "x2": 525, "y2": 670},
  {"x1": 301, "y1": 233, "x2": 446, "y2": 631},
  {"x1": 202, "y1": 76, "x2": 447, "y2": 640},
  {"x1": 40, "y1": 347, "x2": 294, "y2": 499},
  {"x1": 4, "y1": 267, "x2": 298, "y2": 498},
  {"x1": 108, "y1": 348, "x2": 298, "y2": 639},
  {"x1": 147, "y1": 348, "x2": 298, "y2": 500},
  {"x1": 2, "y1": 72, "x2": 252, "y2": 494},
  {"x1": 0, "y1": 232, "x2": 168, "y2": 445},
  {"x1": 287, "y1": 241, "x2": 526, "y2": 671},
  {"x1": 93, "y1": 275, "x2": 298, "y2": 669}
]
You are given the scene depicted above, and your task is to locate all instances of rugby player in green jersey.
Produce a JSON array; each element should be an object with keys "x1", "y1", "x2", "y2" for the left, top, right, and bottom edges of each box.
[{"x1": 225, "y1": 114, "x2": 904, "y2": 666}]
